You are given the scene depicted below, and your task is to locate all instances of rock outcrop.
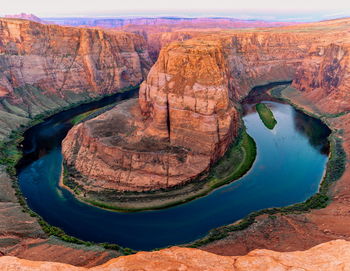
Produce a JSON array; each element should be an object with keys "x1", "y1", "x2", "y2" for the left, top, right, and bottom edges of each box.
[
  {"x1": 0, "y1": 18, "x2": 152, "y2": 139},
  {"x1": 62, "y1": 41, "x2": 240, "y2": 192},
  {"x1": 1, "y1": 240, "x2": 350, "y2": 270}
]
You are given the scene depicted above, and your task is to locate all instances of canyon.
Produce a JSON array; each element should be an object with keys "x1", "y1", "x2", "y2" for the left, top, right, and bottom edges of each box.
[
  {"x1": 0, "y1": 15, "x2": 350, "y2": 270},
  {"x1": 62, "y1": 18, "x2": 349, "y2": 197}
]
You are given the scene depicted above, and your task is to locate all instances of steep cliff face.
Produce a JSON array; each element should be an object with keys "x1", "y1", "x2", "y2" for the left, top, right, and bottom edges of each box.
[
  {"x1": 292, "y1": 43, "x2": 350, "y2": 114},
  {"x1": 1, "y1": 240, "x2": 350, "y2": 271},
  {"x1": 0, "y1": 18, "x2": 152, "y2": 139},
  {"x1": 139, "y1": 41, "x2": 238, "y2": 157}
]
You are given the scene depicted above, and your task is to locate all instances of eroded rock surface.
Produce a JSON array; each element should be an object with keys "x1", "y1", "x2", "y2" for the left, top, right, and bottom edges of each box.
[
  {"x1": 63, "y1": 40, "x2": 240, "y2": 191},
  {"x1": 1, "y1": 240, "x2": 350, "y2": 270},
  {"x1": 0, "y1": 18, "x2": 152, "y2": 139}
]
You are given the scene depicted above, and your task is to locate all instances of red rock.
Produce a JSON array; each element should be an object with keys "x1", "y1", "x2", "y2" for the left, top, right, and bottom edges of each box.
[
  {"x1": 0, "y1": 18, "x2": 152, "y2": 138},
  {"x1": 1, "y1": 240, "x2": 350, "y2": 270}
]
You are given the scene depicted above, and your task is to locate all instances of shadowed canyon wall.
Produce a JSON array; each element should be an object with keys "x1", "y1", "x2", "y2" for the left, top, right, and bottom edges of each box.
[{"x1": 0, "y1": 18, "x2": 152, "y2": 139}]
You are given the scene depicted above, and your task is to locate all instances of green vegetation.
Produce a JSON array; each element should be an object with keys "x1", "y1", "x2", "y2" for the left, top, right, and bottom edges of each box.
[
  {"x1": 209, "y1": 130, "x2": 256, "y2": 189},
  {"x1": 0, "y1": 85, "x2": 140, "y2": 255},
  {"x1": 1, "y1": 80, "x2": 347, "y2": 252},
  {"x1": 69, "y1": 101, "x2": 121, "y2": 126},
  {"x1": 256, "y1": 103, "x2": 277, "y2": 129},
  {"x1": 70, "y1": 110, "x2": 99, "y2": 125},
  {"x1": 0, "y1": 131, "x2": 23, "y2": 176},
  {"x1": 63, "y1": 127, "x2": 257, "y2": 212},
  {"x1": 188, "y1": 132, "x2": 346, "y2": 248}
]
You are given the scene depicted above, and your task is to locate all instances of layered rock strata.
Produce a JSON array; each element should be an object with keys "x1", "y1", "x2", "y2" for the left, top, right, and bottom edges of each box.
[
  {"x1": 63, "y1": 41, "x2": 240, "y2": 191},
  {"x1": 0, "y1": 18, "x2": 152, "y2": 139},
  {"x1": 0, "y1": 17, "x2": 152, "y2": 265}
]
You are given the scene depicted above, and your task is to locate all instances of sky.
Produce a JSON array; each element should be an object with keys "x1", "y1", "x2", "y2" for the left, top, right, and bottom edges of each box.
[{"x1": 0, "y1": 0, "x2": 349, "y2": 21}]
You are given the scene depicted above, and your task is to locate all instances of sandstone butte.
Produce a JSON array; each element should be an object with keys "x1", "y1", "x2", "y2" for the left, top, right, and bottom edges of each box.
[
  {"x1": 1, "y1": 16, "x2": 350, "y2": 270},
  {"x1": 62, "y1": 17, "x2": 350, "y2": 194},
  {"x1": 1, "y1": 240, "x2": 350, "y2": 271}
]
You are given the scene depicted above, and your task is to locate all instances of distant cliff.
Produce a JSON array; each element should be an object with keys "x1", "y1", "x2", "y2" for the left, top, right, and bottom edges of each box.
[
  {"x1": 4, "y1": 13, "x2": 44, "y2": 23},
  {"x1": 0, "y1": 18, "x2": 152, "y2": 139},
  {"x1": 44, "y1": 16, "x2": 297, "y2": 28}
]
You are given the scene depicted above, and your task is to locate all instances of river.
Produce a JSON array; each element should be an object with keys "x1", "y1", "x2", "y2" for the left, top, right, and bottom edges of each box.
[{"x1": 17, "y1": 87, "x2": 330, "y2": 250}]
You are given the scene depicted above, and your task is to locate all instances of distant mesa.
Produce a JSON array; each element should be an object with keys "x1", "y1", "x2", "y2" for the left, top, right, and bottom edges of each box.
[{"x1": 4, "y1": 13, "x2": 44, "y2": 23}]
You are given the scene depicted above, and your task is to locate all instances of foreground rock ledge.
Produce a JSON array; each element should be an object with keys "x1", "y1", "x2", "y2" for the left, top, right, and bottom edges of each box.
[{"x1": 1, "y1": 240, "x2": 350, "y2": 270}]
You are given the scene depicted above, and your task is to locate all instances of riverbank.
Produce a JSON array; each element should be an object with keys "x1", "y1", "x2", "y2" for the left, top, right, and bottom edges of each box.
[
  {"x1": 60, "y1": 128, "x2": 257, "y2": 212},
  {"x1": 0, "y1": 86, "x2": 143, "y2": 264},
  {"x1": 199, "y1": 85, "x2": 348, "y2": 256},
  {"x1": 7, "y1": 82, "x2": 341, "y2": 255}
]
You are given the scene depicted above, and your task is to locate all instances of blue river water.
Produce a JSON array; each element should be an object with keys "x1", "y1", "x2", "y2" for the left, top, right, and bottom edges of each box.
[{"x1": 17, "y1": 92, "x2": 330, "y2": 250}]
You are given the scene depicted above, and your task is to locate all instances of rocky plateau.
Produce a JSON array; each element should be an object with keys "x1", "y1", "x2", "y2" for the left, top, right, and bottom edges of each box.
[{"x1": 1, "y1": 240, "x2": 350, "y2": 270}]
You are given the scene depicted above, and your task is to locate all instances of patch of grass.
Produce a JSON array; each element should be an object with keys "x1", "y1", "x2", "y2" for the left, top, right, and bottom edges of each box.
[
  {"x1": 0, "y1": 132, "x2": 23, "y2": 176},
  {"x1": 70, "y1": 110, "x2": 99, "y2": 125},
  {"x1": 208, "y1": 130, "x2": 256, "y2": 189},
  {"x1": 255, "y1": 103, "x2": 277, "y2": 129},
  {"x1": 69, "y1": 102, "x2": 120, "y2": 125}
]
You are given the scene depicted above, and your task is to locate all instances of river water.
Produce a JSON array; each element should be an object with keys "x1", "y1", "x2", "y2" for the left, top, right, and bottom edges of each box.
[{"x1": 17, "y1": 88, "x2": 330, "y2": 250}]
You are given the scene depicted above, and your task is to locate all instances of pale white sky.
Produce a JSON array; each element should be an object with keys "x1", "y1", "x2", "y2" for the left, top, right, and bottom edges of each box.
[{"x1": 0, "y1": 0, "x2": 349, "y2": 20}]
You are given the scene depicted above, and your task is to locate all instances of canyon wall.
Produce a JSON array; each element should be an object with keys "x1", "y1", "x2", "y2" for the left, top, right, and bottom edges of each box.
[
  {"x1": 292, "y1": 42, "x2": 350, "y2": 114},
  {"x1": 1, "y1": 240, "x2": 350, "y2": 271},
  {"x1": 0, "y1": 18, "x2": 152, "y2": 139}
]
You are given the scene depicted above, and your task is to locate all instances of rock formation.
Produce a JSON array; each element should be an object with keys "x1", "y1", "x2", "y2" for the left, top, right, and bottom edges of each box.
[
  {"x1": 1, "y1": 240, "x2": 350, "y2": 270},
  {"x1": 62, "y1": 40, "x2": 240, "y2": 192},
  {"x1": 0, "y1": 18, "x2": 152, "y2": 139},
  {"x1": 292, "y1": 42, "x2": 350, "y2": 114}
]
